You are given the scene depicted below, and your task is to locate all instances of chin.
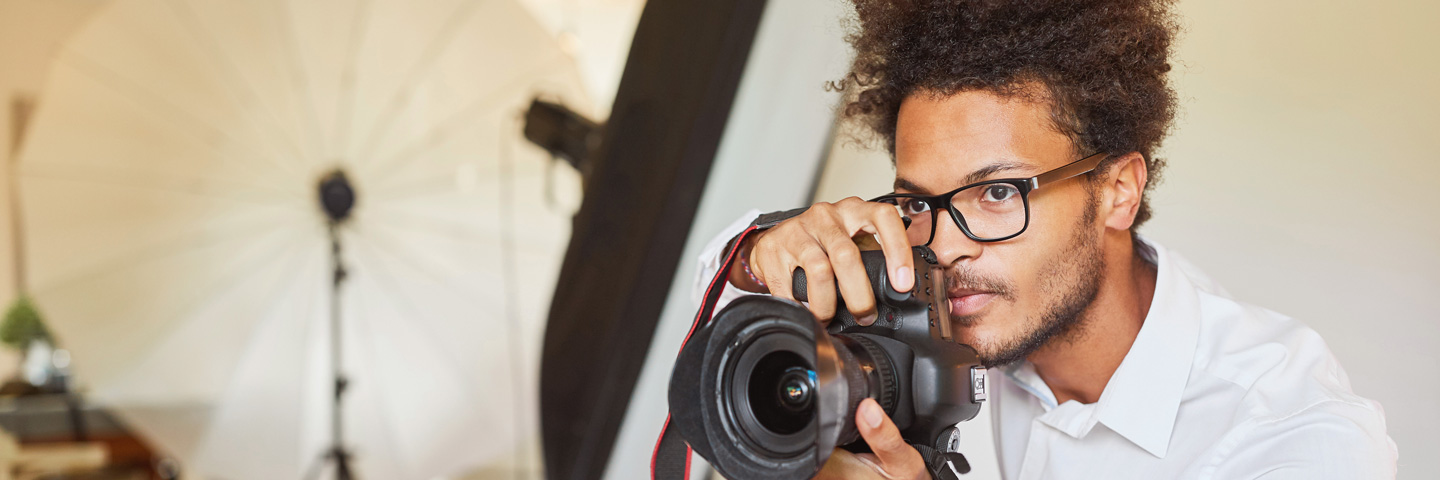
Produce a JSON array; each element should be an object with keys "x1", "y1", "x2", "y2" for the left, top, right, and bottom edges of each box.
[{"x1": 953, "y1": 318, "x2": 999, "y2": 348}]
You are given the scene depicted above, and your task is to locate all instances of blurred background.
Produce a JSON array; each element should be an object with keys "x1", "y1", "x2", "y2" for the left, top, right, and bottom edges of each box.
[{"x1": 0, "y1": 0, "x2": 1435, "y2": 479}]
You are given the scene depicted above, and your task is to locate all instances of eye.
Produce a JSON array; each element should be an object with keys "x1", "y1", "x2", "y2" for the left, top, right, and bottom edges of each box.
[
  {"x1": 981, "y1": 184, "x2": 1018, "y2": 203},
  {"x1": 899, "y1": 198, "x2": 930, "y2": 215}
]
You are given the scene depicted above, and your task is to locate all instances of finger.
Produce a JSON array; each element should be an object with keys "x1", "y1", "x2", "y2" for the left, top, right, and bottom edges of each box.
[
  {"x1": 863, "y1": 202, "x2": 916, "y2": 293},
  {"x1": 814, "y1": 225, "x2": 877, "y2": 325},
  {"x1": 833, "y1": 197, "x2": 915, "y2": 294},
  {"x1": 795, "y1": 243, "x2": 837, "y2": 322},
  {"x1": 856, "y1": 398, "x2": 925, "y2": 477},
  {"x1": 758, "y1": 245, "x2": 798, "y2": 304}
]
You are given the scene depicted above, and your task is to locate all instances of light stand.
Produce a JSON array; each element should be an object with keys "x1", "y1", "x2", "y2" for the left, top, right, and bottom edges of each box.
[{"x1": 309, "y1": 170, "x2": 357, "y2": 480}]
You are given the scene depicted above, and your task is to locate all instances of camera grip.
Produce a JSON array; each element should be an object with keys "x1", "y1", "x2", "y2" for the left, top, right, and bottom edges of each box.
[{"x1": 789, "y1": 250, "x2": 893, "y2": 305}]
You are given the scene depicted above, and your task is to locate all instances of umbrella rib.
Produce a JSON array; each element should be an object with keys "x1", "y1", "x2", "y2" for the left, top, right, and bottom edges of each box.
[
  {"x1": 181, "y1": 238, "x2": 317, "y2": 473},
  {"x1": 345, "y1": 232, "x2": 488, "y2": 448},
  {"x1": 365, "y1": 175, "x2": 483, "y2": 201},
  {"x1": 356, "y1": 55, "x2": 570, "y2": 181},
  {"x1": 362, "y1": 157, "x2": 502, "y2": 197},
  {"x1": 165, "y1": 0, "x2": 312, "y2": 172},
  {"x1": 345, "y1": 277, "x2": 416, "y2": 477},
  {"x1": 347, "y1": 0, "x2": 485, "y2": 169},
  {"x1": 274, "y1": 0, "x2": 340, "y2": 169},
  {"x1": 345, "y1": 227, "x2": 492, "y2": 369},
  {"x1": 295, "y1": 241, "x2": 328, "y2": 480},
  {"x1": 354, "y1": 219, "x2": 538, "y2": 471},
  {"x1": 61, "y1": 230, "x2": 308, "y2": 388},
  {"x1": 361, "y1": 207, "x2": 566, "y2": 259},
  {"x1": 58, "y1": 52, "x2": 302, "y2": 183},
  {"x1": 119, "y1": 234, "x2": 314, "y2": 399},
  {"x1": 356, "y1": 224, "x2": 505, "y2": 306},
  {"x1": 498, "y1": 112, "x2": 532, "y2": 475},
  {"x1": 23, "y1": 162, "x2": 308, "y2": 206},
  {"x1": 328, "y1": 0, "x2": 374, "y2": 164},
  {"x1": 31, "y1": 213, "x2": 307, "y2": 296}
]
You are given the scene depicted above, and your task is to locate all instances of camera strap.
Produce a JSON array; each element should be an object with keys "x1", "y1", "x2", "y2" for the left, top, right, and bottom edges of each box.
[{"x1": 651, "y1": 224, "x2": 762, "y2": 480}]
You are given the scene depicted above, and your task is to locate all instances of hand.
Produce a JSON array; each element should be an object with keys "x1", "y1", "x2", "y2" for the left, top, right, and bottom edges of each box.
[
  {"x1": 731, "y1": 197, "x2": 914, "y2": 325},
  {"x1": 815, "y1": 398, "x2": 929, "y2": 480}
]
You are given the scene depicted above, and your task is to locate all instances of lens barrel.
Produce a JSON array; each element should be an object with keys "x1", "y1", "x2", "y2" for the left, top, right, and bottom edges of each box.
[
  {"x1": 668, "y1": 246, "x2": 982, "y2": 480},
  {"x1": 669, "y1": 295, "x2": 913, "y2": 480}
]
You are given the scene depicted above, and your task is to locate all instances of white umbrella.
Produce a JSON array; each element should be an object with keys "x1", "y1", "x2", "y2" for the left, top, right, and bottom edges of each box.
[{"x1": 14, "y1": 0, "x2": 590, "y2": 478}]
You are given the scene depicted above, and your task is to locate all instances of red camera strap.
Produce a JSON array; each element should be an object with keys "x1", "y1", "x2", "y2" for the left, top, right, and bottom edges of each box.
[{"x1": 651, "y1": 225, "x2": 759, "y2": 480}]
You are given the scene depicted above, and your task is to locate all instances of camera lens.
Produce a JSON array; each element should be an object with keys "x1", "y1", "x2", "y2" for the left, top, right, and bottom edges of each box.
[
  {"x1": 722, "y1": 323, "x2": 904, "y2": 458},
  {"x1": 776, "y1": 367, "x2": 814, "y2": 411},
  {"x1": 668, "y1": 249, "x2": 985, "y2": 480},
  {"x1": 747, "y1": 353, "x2": 815, "y2": 435}
]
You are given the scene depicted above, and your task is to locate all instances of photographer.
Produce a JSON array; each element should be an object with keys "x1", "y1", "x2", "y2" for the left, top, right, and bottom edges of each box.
[{"x1": 694, "y1": 0, "x2": 1397, "y2": 478}]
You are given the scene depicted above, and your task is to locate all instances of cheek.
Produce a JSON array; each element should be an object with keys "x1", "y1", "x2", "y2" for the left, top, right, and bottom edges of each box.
[
  {"x1": 1002, "y1": 216, "x2": 1079, "y2": 296},
  {"x1": 950, "y1": 247, "x2": 1051, "y2": 339}
]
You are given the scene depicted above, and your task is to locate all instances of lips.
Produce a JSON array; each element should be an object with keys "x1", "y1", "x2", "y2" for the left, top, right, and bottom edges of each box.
[{"x1": 948, "y1": 288, "x2": 997, "y2": 317}]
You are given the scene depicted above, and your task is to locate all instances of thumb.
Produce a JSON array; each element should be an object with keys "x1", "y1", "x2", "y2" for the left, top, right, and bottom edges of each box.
[{"x1": 855, "y1": 398, "x2": 926, "y2": 479}]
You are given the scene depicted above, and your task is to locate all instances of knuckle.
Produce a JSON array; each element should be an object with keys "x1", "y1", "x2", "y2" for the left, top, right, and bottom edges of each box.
[
  {"x1": 829, "y1": 245, "x2": 860, "y2": 264},
  {"x1": 804, "y1": 259, "x2": 833, "y2": 278},
  {"x1": 808, "y1": 202, "x2": 837, "y2": 216},
  {"x1": 797, "y1": 244, "x2": 827, "y2": 262}
]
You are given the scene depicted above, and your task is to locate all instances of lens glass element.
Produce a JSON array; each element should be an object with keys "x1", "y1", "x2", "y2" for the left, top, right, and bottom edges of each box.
[{"x1": 747, "y1": 351, "x2": 816, "y2": 435}]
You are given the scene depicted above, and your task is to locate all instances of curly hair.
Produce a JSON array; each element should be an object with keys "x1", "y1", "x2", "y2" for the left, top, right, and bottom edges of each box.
[{"x1": 835, "y1": 0, "x2": 1180, "y2": 228}]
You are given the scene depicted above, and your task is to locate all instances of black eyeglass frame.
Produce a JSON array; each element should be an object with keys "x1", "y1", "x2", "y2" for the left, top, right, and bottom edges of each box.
[{"x1": 870, "y1": 152, "x2": 1109, "y2": 245}]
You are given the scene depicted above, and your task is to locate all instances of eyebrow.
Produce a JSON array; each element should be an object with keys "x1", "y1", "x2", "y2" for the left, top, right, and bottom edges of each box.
[{"x1": 892, "y1": 161, "x2": 1031, "y2": 193}]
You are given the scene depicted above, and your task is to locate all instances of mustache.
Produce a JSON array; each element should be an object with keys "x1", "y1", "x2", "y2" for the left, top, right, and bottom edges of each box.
[{"x1": 944, "y1": 265, "x2": 1016, "y2": 302}]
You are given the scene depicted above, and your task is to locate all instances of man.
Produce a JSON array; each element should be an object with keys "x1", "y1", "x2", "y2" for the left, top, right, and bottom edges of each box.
[{"x1": 693, "y1": 0, "x2": 1397, "y2": 478}]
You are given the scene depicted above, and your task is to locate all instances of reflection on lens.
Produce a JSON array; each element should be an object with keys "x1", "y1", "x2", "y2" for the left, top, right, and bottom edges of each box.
[
  {"x1": 776, "y1": 367, "x2": 814, "y2": 411},
  {"x1": 748, "y1": 352, "x2": 815, "y2": 435}
]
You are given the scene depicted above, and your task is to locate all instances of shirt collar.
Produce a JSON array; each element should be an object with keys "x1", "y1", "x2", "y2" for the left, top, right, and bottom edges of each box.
[
  {"x1": 1004, "y1": 237, "x2": 1201, "y2": 459},
  {"x1": 1093, "y1": 237, "x2": 1200, "y2": 458}
]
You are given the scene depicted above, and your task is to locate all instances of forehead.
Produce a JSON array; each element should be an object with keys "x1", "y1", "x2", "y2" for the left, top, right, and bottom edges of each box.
[{"x1": 893, "y1": 89, "x2": 1076, "y2": 193}]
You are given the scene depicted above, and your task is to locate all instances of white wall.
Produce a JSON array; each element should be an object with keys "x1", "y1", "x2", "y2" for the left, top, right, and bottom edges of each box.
[{"x1": 811, "y1": 0, "x2": 1440, "y2": 478}]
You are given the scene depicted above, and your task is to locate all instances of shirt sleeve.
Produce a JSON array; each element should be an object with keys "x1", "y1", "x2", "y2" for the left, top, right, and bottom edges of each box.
[
  {"x1": 691, "y1": 209, "x2": 764, "y2": 310},
  {"x1": 1207, "y1": 400, "x2": 1398, "y2": 480}
]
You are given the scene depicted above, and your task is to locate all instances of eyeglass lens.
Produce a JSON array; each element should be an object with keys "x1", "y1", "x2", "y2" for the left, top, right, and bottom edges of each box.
[{"x1": 883, "y1": 183, "x2": 1027, "y2": 243}]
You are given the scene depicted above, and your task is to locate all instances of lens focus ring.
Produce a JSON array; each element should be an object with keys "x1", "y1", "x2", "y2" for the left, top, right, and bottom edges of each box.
[{"x1": 851, "y1": 335, "x2": 899, "y2": 415}]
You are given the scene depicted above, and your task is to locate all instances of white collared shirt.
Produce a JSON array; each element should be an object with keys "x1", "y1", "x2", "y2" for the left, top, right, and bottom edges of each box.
[{"x1": 694, "y1": 212, "x2": 1397, "y2": 479}]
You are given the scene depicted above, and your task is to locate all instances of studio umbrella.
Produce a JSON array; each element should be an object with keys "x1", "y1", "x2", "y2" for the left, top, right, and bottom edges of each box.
[{"x1": 13, "y1": 0, "x2": 590, "y2": 478}]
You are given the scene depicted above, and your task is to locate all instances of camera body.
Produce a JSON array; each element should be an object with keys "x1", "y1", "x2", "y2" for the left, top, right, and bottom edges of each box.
[{"x1": 668, "y1": 246, "x2": 986, "y2": 480}]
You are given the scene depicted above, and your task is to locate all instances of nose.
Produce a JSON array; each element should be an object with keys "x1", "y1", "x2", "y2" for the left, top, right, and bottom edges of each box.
[{"x1": 929, "y1": 213, "x2": 982, "y2": 267}]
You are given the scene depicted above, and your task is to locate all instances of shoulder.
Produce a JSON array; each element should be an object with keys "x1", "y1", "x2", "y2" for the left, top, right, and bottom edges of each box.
[
  {"x1": 1190, "y1": 285, "x2": 1378, "y2": 425},
  {"x1": 1202, "y1": 400, "x2": 1397, "y2": 479},
  {"x1": 1163, "y1": 249, "x2": 1397, "y2": 478}
]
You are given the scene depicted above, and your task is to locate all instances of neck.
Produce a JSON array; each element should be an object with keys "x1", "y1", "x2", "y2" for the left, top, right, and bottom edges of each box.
[{"x1": 1026, "y1": 231, "x2": 1157, "y2": 405}]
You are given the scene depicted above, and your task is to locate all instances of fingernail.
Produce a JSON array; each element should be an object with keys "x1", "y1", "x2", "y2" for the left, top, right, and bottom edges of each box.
[
  {"x1": 895, "y1": 266, "x2": 913, "y2": 292},
  {"x1": 858, "y1": 312, "x2": 877, "y2": 326},
  {"x1": 862, "y1": 399, "x2": 883, "y2": 429}
]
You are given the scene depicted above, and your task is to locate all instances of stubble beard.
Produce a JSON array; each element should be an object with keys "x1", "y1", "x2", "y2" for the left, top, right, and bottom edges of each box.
[{"x1": 955, "y1": 195, "x2": 1105, "y2": 368}]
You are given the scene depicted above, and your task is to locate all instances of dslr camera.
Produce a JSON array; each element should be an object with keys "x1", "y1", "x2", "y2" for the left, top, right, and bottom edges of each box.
[{"x1": 668, "y1": 245, "x2": 988, "y2": 479}]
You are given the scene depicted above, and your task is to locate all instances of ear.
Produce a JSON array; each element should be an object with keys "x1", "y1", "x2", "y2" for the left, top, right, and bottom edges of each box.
[{"x1": 1100, "y1": 152, "x2": 1148, "y2": 231}]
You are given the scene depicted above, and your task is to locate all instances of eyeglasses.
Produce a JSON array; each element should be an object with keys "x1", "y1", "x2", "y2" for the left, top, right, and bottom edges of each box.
[{"x1": 870, "y1": 152, "x2": 1108, "y2": 245}]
